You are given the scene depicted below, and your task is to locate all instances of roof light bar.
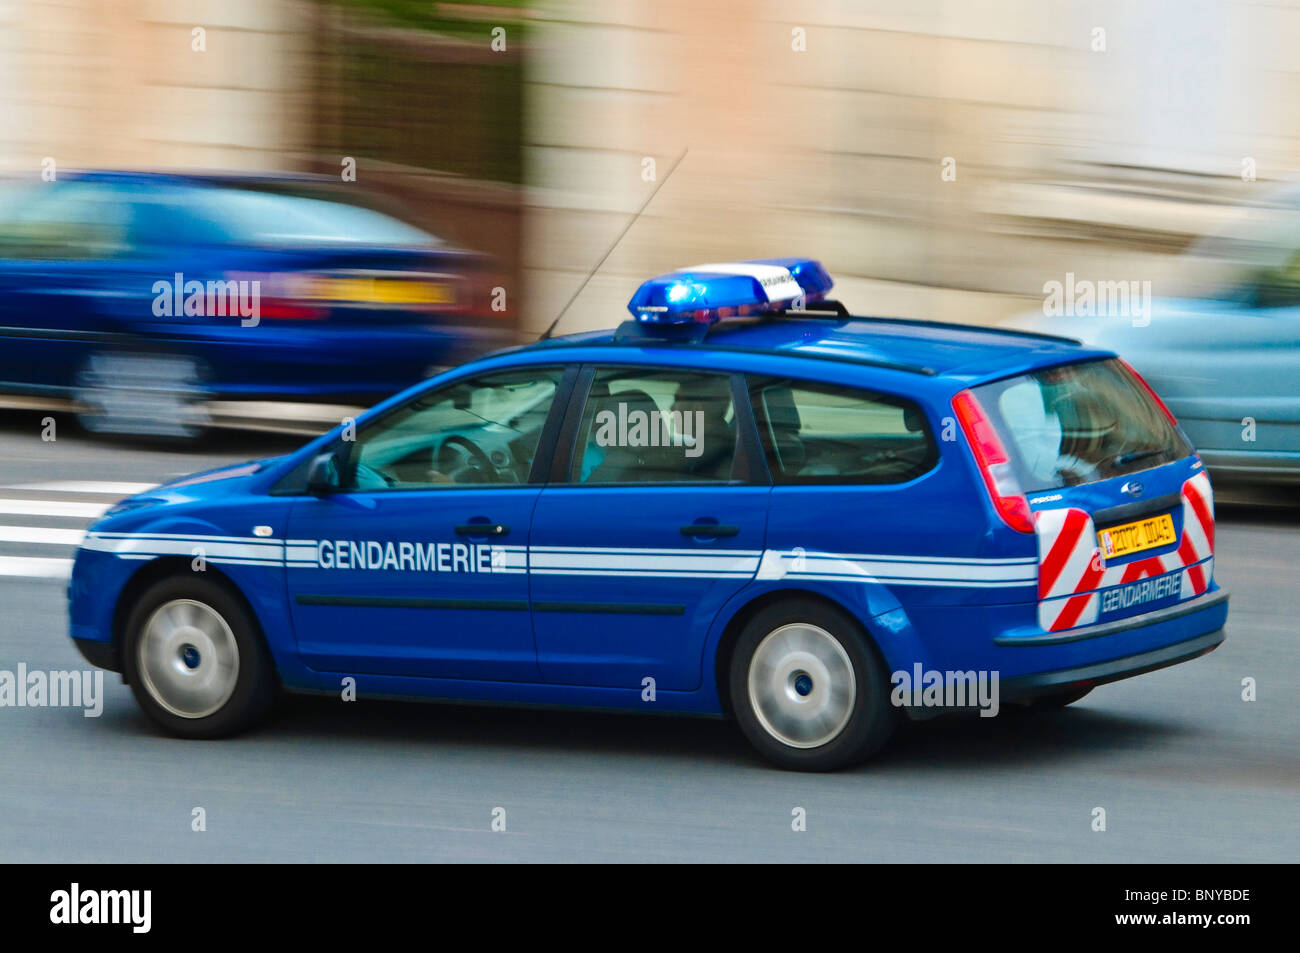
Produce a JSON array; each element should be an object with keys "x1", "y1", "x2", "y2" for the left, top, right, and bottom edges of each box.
[{"x1": 627, "y1": 258, "x2": 833, "y2": 325}]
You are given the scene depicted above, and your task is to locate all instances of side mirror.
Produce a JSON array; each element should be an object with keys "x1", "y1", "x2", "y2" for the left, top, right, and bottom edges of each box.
[{"x1": 306, "y1": 452, "x2": 340, "y2": 495}]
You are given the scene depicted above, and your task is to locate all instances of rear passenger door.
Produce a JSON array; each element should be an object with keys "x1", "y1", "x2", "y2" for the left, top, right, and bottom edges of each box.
[
  {"x1": 528, "y1": 364, "x2": 770, "y2": 691},
  {"x1": 747, "y1": 375, "x2": 993, "y2": 607}
]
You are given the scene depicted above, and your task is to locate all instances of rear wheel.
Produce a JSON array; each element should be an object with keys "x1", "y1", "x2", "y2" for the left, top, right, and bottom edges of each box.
[
  {"x1": 123, "y1": 576, "x2": 275, "y2": 738},
  {"x1": 729, "y1": 599, "x2": 896, "y2": 771},
  {"x1": 74, "y1": 350, "x2": 209, "y2": 441}
]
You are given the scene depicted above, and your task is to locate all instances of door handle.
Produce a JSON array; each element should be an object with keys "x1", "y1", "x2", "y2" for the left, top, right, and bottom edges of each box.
[
  {"x1": 455, "y1": 523, "x2": 509, "y2": 537},
  {"x1": 680, "y1": 523, "x2": 739, "y2": 538}
]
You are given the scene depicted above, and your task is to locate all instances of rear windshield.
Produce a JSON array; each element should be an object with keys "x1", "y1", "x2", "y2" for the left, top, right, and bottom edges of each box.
[
  {"x1": 972, "y1": 358, "x2": 1191, "y2": 491},
  {"x1": 180, "y1": 188, "x2": 439, "y2": 247}
]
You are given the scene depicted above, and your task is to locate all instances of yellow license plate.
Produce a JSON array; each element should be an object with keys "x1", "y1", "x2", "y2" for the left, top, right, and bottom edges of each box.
[
  {"x1": 311, "y1": 278, "x2": 454, "y2": 306},
  {"x1": 1097, "y1": 513, "x2": 1176, "y2": 559}
]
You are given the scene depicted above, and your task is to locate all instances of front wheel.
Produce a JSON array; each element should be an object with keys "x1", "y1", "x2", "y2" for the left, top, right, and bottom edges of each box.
[
  {"x1": 729, "y1": 599, "x2": 896, "y2": 771},
  {"x1": 123, "y1": 576, "x2": 275, "y2": 738}
]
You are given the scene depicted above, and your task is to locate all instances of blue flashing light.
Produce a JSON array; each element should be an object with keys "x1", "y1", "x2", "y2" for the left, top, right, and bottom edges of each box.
[{"x1": 627, "y1": 258, "x2": 833, "y2": 324}]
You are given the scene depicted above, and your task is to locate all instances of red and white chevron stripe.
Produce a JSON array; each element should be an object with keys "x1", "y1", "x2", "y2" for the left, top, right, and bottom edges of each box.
[{"x1": 1034, "y1": 471, "x2": 1214, "y2": 632}]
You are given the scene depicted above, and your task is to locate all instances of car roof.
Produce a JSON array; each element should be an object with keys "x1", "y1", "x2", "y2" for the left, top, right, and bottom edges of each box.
[{"x1": 517, "y1": 313, "x2": 1110, "y2": 386}]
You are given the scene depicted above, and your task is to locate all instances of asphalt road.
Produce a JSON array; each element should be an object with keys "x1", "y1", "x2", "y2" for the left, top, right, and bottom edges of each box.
[{"x1": 0, "y1": 410, "x2": 1296, "y2": 862}]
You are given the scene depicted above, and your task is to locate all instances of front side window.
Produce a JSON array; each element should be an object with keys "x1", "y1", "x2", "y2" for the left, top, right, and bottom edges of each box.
[
  {"x1": 340, "y1": 367, "x2": 564, "y2": 490},
  {"x1": 569, "y1": 366, "x2": 739, "y2": 484},
  {"x1": 749, "y1": 376, "x2": 938, "y2": 484}
]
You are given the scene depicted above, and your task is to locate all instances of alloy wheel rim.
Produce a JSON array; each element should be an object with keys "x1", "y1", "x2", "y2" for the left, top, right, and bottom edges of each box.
[
  {"x1": 137, "y1": 598, "x2": 240, "y2": 719},
  {"x1": 747, "y1": 623, "x2": 856, "y2": 749}
]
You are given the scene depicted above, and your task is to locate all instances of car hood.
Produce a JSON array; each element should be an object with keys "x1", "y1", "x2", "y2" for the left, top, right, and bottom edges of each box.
[{"x1": 95, "y1": 458, "x2": 280, "y2": 522}]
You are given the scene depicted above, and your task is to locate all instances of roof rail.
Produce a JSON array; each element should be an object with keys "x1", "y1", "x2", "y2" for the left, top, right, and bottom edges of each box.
[
  {"x1": 615, "y1": 305, "x2": 1079, "y2": 349},
  {"x1": 772, "y1": 299, "x2": 851, "y2": 318},
  {"x1": 841, "y1": 314, "x2": 1081, "y2": 345},
  {"x1": 765, "y1": 306, "x2": 1081, "y2": 345}
]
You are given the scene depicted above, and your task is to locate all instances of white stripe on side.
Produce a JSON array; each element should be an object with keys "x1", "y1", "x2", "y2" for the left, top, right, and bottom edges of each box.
[{"x1": 79, "y1": 534, "x2": 1047, "y2": 589}]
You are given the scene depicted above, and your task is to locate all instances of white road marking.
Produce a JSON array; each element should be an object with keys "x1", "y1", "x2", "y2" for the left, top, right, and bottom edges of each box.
[
  {"x1": 0, "y1": 555, "x2": 73, "y2": 579},
  {"x1": 0, "y1": 499, "x2": 110, "y2": 518},
  {"x1": 0, "y1": 526, "x2": 85, "y2": 546},
  {"x1": 6, "y1": 481, "x2": 156, "y2": 495},
  {"x1": 0, "y1": 481, "x2": 155, "y2": 579}
]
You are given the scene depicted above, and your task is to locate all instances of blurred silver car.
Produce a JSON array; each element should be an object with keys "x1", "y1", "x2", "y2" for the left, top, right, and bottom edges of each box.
[{"x1": 1005, "y1": 187, "x2": 1300, "y2": 484}]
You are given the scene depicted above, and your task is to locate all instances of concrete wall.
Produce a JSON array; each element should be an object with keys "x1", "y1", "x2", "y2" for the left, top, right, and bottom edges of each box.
[
  {"x1": 0, "y1": 0, "x2": 309, "y2": 174},
  {"x1": 522, "y1": 0, "x2": 1300, "y2": 334}
]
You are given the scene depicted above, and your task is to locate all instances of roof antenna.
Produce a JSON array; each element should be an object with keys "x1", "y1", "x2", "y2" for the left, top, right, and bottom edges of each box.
[{"x1": 538, "y1": 149, "x2": 688, "y2": 340}]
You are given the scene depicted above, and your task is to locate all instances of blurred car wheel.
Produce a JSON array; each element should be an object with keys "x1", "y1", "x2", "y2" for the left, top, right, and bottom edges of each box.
[
  {"x1": 730, "y1": 599, "x2": 896, "y2": 770},
  {"x1": 74, "y1": 350, "x2": 209, "y2": 441},
  {"x1": 123, "y1": 575, "x2": 276, "y2": 738}
]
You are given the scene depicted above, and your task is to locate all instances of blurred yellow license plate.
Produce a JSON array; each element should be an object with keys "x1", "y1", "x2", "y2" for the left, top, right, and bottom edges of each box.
[
  {"x1": 1097, "y1": 513, "x2": 1176, "y2": 559},
  {"x1": 312, "y1": 277, "x2": 453, "y2": 305}
]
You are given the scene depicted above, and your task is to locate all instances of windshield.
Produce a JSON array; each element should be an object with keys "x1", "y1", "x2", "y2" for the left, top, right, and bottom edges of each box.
[{"x1": 972, "y1": 358, "x2": 1190, "y2": 491}]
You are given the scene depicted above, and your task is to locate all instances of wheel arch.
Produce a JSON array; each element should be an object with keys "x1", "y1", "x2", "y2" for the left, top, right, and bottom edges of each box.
[
  {"x1": 711, "y1": 586, "x2": 895, "y2": 718},
  {"x1": 110, "y1": 557, "x2": 272, "y2": 684}
]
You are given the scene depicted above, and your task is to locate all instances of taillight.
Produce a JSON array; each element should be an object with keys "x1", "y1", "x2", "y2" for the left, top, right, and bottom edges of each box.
[
  {"x1": 1118, "y1": 358, "x2": 1178, "y2": 427},
  {"x1": 257, "y1": 300, "x2": 326, "y2": 320},
  {"x1": 227, "y1": 272, "x2": 327, "y2": 321},
  {"x1": 951, "y1": 389, "x2": 1035, "y2": 534}
]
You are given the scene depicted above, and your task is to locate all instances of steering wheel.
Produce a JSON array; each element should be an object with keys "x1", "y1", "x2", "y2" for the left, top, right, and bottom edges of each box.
[{"x1": 435, "y1": 434, "x2": 498, "y2": 483}]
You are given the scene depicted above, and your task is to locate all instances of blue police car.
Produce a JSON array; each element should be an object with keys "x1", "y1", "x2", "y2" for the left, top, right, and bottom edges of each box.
[
  {"x1": 0, "y1": 171, "x2": 508, "y2": 438},
  {"x1": 67, "y1": 258, "x2": 1228, "y2": 770}
]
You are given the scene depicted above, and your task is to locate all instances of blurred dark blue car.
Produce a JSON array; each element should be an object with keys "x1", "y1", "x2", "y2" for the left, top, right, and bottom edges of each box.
[{"x1": 0, "y1": 171, "x2": 512, "y2": 437}]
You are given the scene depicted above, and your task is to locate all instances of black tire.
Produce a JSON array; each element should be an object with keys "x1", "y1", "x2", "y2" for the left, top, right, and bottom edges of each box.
[
  {"x1": 122, "y1": 575, "x2": 275, "y2": 738},
  {"x1": 728, "y1": 599, "x2": 896, "y2": 771}
]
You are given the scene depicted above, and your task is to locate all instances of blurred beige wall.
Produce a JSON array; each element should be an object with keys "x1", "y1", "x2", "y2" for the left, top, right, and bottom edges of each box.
[
  {"x1": 523, "y1": 0, "x2": 1300, "y2": 334},
  {"x1": 3, "y1": 0, "x2": 1299, "y2": 335},
  {"x1": 0, "y1": 0, "x2": 309, "y2": 174}
]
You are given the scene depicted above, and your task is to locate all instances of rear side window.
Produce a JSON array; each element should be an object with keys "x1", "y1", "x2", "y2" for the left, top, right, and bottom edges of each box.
[
  {"x1": 972, "y1": 358, "x2": 1190, "y2": 491},
  {"x1": 182, "y1": 188, "x2": 438, "y2": 247},
  {"x1": 748, "y1": 377, "x2": 937, "y2": 484}
]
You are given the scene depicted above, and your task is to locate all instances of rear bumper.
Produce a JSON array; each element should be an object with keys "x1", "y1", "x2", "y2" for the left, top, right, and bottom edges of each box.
[
  {"x1": 993, "y1": 587, "x2": 1228, "y2": 646},
  {"x1": 894, "y1": 586, "x2": 1228, "y2": 719},
  {"x1": 998, "y1": 626, "x2": 1224, "y2": 703},
  {"x1": 902, "y1": 624, "x2": 1225, "y2": 720}
]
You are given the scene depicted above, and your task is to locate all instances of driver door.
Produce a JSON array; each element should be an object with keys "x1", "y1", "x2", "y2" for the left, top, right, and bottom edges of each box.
[{"x1": 285, "y1": 365, "x2": 571, "y2": 681}]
